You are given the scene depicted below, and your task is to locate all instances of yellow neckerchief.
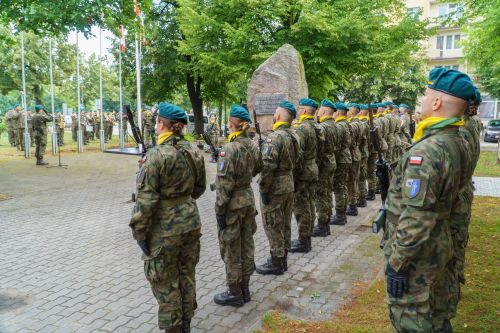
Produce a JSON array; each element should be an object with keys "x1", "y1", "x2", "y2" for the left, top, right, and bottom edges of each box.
[
  {"x1": 413, "y1": 117, "x2": 465, "y2": 142},
  {"x1": 348, "y1": 117, "x2": 353, "y2": 122},
  {"x1": 294, "y1": 115, "x2": 315, "y2": 128},
  {"x1": 356, "y1": 115, "x2": 369, "y2": 121},
  {"x1": 272, "y1": 121, "x2": 290, "y2": 131},
  {"x1": 319, "y1": 116, "x2": 333, "y2": 123},
  {"x1": 373, "y1": 113, "x2": 382, "y2": 118},
  {"x1": 228, "y1": 130, "x2": 244, "y2": 142},
  {"x1": 158, "y1": 131, "x2": 174, "y2": 145},
  {"x1": 335, "y1": 116, "x2": 347, "y2": 123}
]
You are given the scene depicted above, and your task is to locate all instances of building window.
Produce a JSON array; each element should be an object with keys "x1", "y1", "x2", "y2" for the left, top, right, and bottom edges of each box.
[
  {"x1": 454, "y1": 34, "x2": 461, "y2": 48},
  {"x1": 437, "y1": 36, "x2": 444, "y2": 50},
  {"x1": 442, "y1": 65, "x2": 460, "y2": 70},
  {"x1": 438, "y1": 3, "x2": 463, "y2": 20},
  {"x1": 446, "y1": 35, "x2": 453, "y2": 49},
  {"x1": 408, "y1": 7, "x2": 421, "y2": 20},
  {"x1": 436, "y1": 34, "x2": 462, "y2": 50}
]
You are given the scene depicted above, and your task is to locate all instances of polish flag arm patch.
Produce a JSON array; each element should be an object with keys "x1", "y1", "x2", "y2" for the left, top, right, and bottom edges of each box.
[{"x1": 409, "y1": 156, "x2": 423, "y2": 165}]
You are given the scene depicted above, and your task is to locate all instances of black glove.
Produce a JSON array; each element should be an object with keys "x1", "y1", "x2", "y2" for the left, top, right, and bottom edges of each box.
[
  {"x1": 216, "y1": 214, "x2": 226, "y2": 230},
  {"x1": 137, "y1": 240, "x2": 150, "y2": 256},
  {"x1": 211, "y1": 149, "x2": 220, "y2": 162},
  {"x1": 260, "y1": 192, "x2": 271, "y2": 205},
  {"x1": 386, "y1": 265, "x2": 409, "y2": 298}
]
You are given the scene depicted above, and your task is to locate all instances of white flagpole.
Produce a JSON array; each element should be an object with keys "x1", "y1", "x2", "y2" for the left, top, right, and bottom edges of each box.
[
  {"x1": 119, "y1": 39, "x2": 124, "y2": 149},
  {"x1": 76, "y1": 32, "x2": 83, "y2": 153},
  {"x1": 99, "y1": 28, "x2": 105, "y2": 151},
  {"x1": 49, "y1": 38, "x2": 57, "y2": 155},
  {"x1": 21, "y1": 32, "x2": 31, "y2": 157},
  {"x1": 135, "y1": 34, "x2": 142, "y2": 150}
]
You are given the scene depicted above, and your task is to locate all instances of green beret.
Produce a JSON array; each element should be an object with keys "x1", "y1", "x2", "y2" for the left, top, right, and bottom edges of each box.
[
  {"x1": 35, "y1": 105, "x2": 45, "y2": 111},
  {"x1": 321, "y1": 99, "x2": 336, "y2": 110},
  {"x1": 384, "y1": 101, "x2": 394, "y2": 106},
  {"x1": 348, "y1": 103, "x2": 360, "y2": 109},
  {"x1": 13, "y1": 104, "x2": 20, "y2": 108},
  {"x1": 229, "y1": 104, "x2": 252, "y2": 123},
  {"x1": 278, "y1": 100, "x2": 297, "y2": 118},
  {"x1": 336, "y1": 102, "x2": 348, "y2": 111},
  {"x1": 473, "y1": 86, "x2": 482, "y2": 105},
  {"x1": 299, "y1": 98, "x2": 319, "y2": 109},
  {"x1": 360, "y1": 104, "x2": 369, "y2": 110},
  {"x1": 376, "y1": 103, "x2": 385, "y2": 108},
  {"x1": 427, "y1": 67, "x2": 475, "y2": 101},
  {"x1": 158, "y1": 102, "x2": 188, "y2": 124},
  {"x1": 399, "y1": 103, "x2": 409, "y2": 109},
  {"x1": 393, "y1": 104, "x2": 399, "y2": 108}
]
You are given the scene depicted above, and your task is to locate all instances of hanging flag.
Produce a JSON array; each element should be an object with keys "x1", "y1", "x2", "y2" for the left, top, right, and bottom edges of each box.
[
  {"x1": 134, "y1": 0, "x2": 141, "y2": 16},
  {"x1": 120, "y1": 25, "x2": 127, "y2": 52}
]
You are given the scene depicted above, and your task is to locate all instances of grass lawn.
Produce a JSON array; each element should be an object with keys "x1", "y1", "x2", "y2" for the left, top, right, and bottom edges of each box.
[
  {"x1": 474, "y1": 151, "x2": 500, "y2": 177},
  {"x1": 259, "y1": 197, "x2": 500, "y2": 333}
]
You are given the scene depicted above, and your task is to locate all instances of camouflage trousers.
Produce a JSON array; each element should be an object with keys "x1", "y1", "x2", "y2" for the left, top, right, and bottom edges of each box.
[
  {"x1": 333, "y1": 163, "x2": 350, "y2": 211},
  {"x1": 347, "y1": 161, "x2": 360, "y2": 205},
  {"x1": 293, "y1": 181, "x2": 317, "y2": 238},
  {"x1": 15, "y1": 128, "x2": 25, "y2": 148},
  {"x1": 72, "y1": 126, "x2": 78, "y2": 141},
  {"x1": 57, "y1": 128, "x2": 64, "y2": 145},
  {"x1": 261, "y1": 192, "x2": 294, "y2": 258},
  {"x1": 144, "y1": 228, "x2": 201, "y2": 330},
  {"x1": 7, "y1": 128, "x2": 15, "y2": 145},
  {"x1": 218, "y1": 205, "x2": 257, "y2": 286},
  {"x1": 367, "y1": 153, "x2": 378, "y2": 191},
  {"x1": 34, "y1": 134, "x2": 47, "y2": 159},
  {"x1": 357, "y1": 157, "x2": 368, "y2": 201},
  {"x1": 316, "y1": 173, "x2": 334, "y2": 226}
]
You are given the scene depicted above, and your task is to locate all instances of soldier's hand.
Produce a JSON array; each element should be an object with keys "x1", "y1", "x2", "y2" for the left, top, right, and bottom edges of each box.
[
  {"x1": 260, "y1": 192, "x2": 271, "y2": 205},
  {"x1": 216, "y1": 214, "x2": 226, "y2": 230},
  {"x1": 386, "y1": 265, "x2": 409, "y2": 298},
  {"x1": 211, "y1": 149, "x2": 220, "y2": 162},
  {"x1": 137, "y1": 240, "x2": 150, "y2": 256}
]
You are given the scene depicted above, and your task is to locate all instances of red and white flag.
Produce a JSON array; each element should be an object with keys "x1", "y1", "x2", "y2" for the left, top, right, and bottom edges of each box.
[{"x1": 120, "y1": 25, "x2": 127, "y2": 52}]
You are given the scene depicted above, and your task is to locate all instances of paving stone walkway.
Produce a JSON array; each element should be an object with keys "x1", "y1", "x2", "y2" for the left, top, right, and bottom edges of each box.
[
  {"x1": 0, "y1": 152, "x2": 383, "y2": 333},
  {"x1": 472, "y1": 176, "x2": 500, "y2": 197}
]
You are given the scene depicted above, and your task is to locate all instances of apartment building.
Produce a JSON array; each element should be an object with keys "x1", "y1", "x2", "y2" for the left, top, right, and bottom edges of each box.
[{"x1": 405, "y1": 0, "x2": 498, "y2": 120}]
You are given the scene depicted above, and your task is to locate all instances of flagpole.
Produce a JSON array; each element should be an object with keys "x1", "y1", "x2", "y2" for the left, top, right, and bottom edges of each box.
[
  {"x1": 119, "y1": 36, "x2": 124, "y2": 149},
  {"x1": 76, "y1": 32, "x2": 83, "y2": 153},
  {"x1": 135, "y1": 34, "x2": 142, "y2": 151},
  {"x1": 99, "y1": 28, "x2": 105, "y2": 151},
  {"x1": 49, "y1": 38, "x2": 57, "y2": 155},
  {"x1": 21, "y1": 32, "x2": 31, "y2": 157}
]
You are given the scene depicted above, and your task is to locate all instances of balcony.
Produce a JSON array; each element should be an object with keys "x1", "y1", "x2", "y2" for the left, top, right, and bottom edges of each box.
[{"x1": 428, "y1": 48, "x2": 463, "y2": 60}]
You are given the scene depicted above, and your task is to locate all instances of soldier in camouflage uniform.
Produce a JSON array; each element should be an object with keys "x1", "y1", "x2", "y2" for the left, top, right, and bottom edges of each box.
[
  {"x1": 71, "y1": 113, "x2": 78, "y2": 142},
  {"x1": 330, "y1": 103, "x2": 352, "y2": 225},
  {"x1": 346, "y1": 104, "x2": 362, "y2": 216},
  {"x1": 129, "y1": 102, "x2": 206, "y2": 333},
  {"x1": 398, "y1": 104, "x2": 413, "y2": 152},
  {"x1": 385, "y1": 102, "x2": 402, "y2": 167},
  {"x1": 312, "y1": 99, "x2": 338, "y2": 237},
  {"x1": 374, "y1": 103, "x2": 390, "y2": 193},
  {"x1": 383, "y1": 68, "x2": 476, "y2": 333},
  {"x1": 256, "y1": 101, "x2": 300, "y2": 275},
  {"x1": 55, "y1": 112, "x2": 65, "y2": 146},
  {"x1": 5, "y1": 108, "x2": 16, "y2": 146},
  {"x1": 31, "y1": 105, "x2": 53, "y2": 165},
  {"x1": 353, "y1": 104, "x2": 370, "y2": 208},
  {"x1": 289, "y1": 98, "x2": 323, "y2": 253},
  {"x1": 213, "y1": 105, "x2": 262, "y2": 307}
]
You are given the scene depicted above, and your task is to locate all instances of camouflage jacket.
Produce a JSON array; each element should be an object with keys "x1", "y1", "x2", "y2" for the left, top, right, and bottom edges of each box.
[
  {"x1": 215, "y1": 134, "x2": 262, "y2": 215},
  {"x1": 375, "y1": 116, "x2": 389, "y2": 151},
  {"x1": 388, "y1": 113, "x2": 402, "y2": 147},
  {"x1": 357, "y1": 118, "x2": 370, "y2": 159},
  {"x1": 258, "y1": 123, "x2": 300, "y2": 195},
  {"x1": 399, "y1": 114, "x2": 412, "y2": 145},
  {"x1": 5, "y1": 110, "x2": 15, "y2": 128},
  {"x1": 130, "y1": 134, "x2": 206, "y2": 240},
  {"x1": 31, "y1": 112, "x2": 53, "y2": 136},
  {"x1": 384, "y1": 125, "x2": 470, "y2": 278},
  {"x1": 334, "y1": 119, "x2": 352, "y2": 164},
  {"x1": 295, "y1": 119, "x2": 323, "y2": 181},
  {"x1": 348, "y1": 118, "x2": 361, "y2": 162},
  {"x1": 318, "y1": 118, "x2": 337, "y2": 172}
]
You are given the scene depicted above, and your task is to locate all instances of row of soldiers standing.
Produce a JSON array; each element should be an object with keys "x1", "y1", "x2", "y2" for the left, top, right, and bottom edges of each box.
[{"x1": 70, "y1": 111, "x2": 119, "y2": 145}]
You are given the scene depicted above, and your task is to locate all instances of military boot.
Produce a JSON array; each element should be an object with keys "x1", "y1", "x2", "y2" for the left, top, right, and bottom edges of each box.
[
  {"x1": 241, "y1": 276, "x2": 251, "y2": 303},
  {"x1": 366, "y1": 190, "x2": 376, "y2": 201},
  {"x1": 181, "y1": 319, "x2": 191, "y2": 333},
  {"x1": 165, "y1": 326, "x2": 181, "y2": 333},
  {"x1": 36, "y1": 158, "x2": 49, "y2": 166},
  {"x1": 330, "y1": 209, "x2": 347, "y2": 225},
  {"x1": 213, "y1": 284, "x2": 244, "y2": 307},
  {"x1": 312, "y1": 222, "x2": 329, "y2": 237},
  {"x1": 356, "y1": 197, "x2": 367, "y2": 207},
  {"x1": 289, "y1": 236, "x2": 311, "y2": 253},
  {"x1": 442, "y1": 319, "x2": 453, "y2": 333},
  {"x1": 346, "y1": 205, "x2": 358, "y2": 216},
  {"x1": 256, "y1": 254, "x2": 284, "y2": 275}
]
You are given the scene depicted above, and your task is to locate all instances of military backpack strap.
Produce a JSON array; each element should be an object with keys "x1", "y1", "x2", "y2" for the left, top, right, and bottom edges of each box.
[{"x1": 172, "y1": 139, "x2": 198, "y2": 183}]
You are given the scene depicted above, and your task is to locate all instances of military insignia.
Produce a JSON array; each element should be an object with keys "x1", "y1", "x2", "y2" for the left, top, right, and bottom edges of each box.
[
  {"x1": 409, "y1": 156, "x2": 423, "y2": 165},
  {"x1": 219, "y1": 151, "x2": 226, "y2": 157},
  {"x1": 266, "y1": 138, "x2": 272, "y2": 143},
  {"x1": 405, "y1": 179, "x2": 421, "y2": 199}
]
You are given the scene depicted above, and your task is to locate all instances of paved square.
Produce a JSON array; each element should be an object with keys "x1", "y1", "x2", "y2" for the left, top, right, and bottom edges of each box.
[{"x1": 0, "y1": 152, "x2": 383, "y2": 333}]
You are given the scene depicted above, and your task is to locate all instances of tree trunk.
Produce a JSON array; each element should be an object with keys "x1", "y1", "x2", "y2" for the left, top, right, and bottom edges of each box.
[{"x1": 186, "y1": 71, "x2": 203, "y2": 134}]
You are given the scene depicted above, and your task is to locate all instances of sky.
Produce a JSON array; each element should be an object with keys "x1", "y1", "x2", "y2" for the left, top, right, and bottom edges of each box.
[{"x1": 67, "y1": 26, "x2": 115, "y2": 59}]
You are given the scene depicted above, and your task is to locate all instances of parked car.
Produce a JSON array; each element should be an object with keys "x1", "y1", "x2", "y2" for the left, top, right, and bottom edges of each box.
[
  {"x1": 484, "y1": 119, "x2": 500, "y2": 143},
  {"x1": 187, "y1": 114, "x2": 209, "y2": 133}
]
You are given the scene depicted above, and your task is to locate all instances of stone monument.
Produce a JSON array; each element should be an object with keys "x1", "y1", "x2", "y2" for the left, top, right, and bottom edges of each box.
[{"x1": 247, "y1": 44, "x2": 308, "y2": 133}]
